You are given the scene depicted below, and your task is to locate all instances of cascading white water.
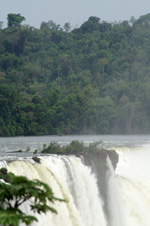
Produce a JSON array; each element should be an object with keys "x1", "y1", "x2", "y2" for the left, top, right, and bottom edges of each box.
[
  {"x1": 61, "y1": 156, "x2": 106, "y2": 226},
  {"x1": 5, "y1": 155, "x2": 107, "y2": 226},
  {"x1": 106, "y1": 157, "x2": 127, "y2": 226},
  {"x1": 114, "y1": 146, "x2": 150, "y2": 226}
]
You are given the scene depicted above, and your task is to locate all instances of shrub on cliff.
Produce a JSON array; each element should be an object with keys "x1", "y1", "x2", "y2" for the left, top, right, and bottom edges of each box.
[{"x1": 41, "y1": 140, "x2": 103, "y2": 154}]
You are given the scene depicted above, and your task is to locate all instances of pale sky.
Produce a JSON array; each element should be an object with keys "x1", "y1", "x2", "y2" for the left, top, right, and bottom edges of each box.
[{"x1": 1, "y1": 0, "x2": 150, "y2": 29}]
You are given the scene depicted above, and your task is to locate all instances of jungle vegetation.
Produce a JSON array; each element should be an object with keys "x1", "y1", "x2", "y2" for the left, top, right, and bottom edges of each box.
[{"x1": 1, "y1": 13, "x2": 150, "y2": 136}]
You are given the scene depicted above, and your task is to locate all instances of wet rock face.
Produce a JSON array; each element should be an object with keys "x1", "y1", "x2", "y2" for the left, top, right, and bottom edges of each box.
[
  {"x1": 83, "y1": 149, "x2": 119, "y2": 171},
  {"x1": 82, "y1": 149, "x2": 119, "y2": 199},
  {"x1": 83, "y1": 149, "x2": 119, "y2": 225},
  {"x1": 106, "y1": 150, "x2": 119, "y2": 170}
]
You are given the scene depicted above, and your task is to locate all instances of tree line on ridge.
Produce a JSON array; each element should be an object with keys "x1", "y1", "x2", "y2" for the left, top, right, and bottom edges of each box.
[{"x1": 1, "y1": 13, "x2": 150, "y2": 136}]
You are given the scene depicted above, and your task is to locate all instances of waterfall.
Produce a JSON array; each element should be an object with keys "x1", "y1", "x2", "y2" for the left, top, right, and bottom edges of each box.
[
  {"x1": 115, "y1": 146, "x2": 150, "y2": 226},
  {"x1": 1, "y1": 144, "x2": 150, "y2": 226},
  {"x1": 4, "y1": 155, "x2": 107, "y2": 226},
  {"x1": 106, "y1": 157, "x2": 127, "y2": 226},
  {"x1": 119, "y1": 176, "x2": 150, "y2": 226}
]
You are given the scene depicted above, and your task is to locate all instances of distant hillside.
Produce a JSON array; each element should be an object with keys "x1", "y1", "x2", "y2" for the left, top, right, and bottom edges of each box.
[{"x1": 1, "y1": 14, "x2": 150, "y2": 136}]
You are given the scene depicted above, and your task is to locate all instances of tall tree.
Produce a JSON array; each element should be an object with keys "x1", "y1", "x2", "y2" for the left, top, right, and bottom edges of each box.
[{"x1": 7, "y1": 13, "x2": 25, "y2": 28}]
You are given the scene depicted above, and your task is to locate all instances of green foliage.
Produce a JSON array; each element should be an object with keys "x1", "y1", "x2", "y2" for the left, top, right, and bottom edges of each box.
[
  {"x1": 88, "y1": 141, "x2": 103, "y2": 152},
  {"x1": 42, "y1": 142, "x2": 65, "y2": 154},
  {"x1": 0, "y1": 168, "x2": 64, "y2": 226},
  {"x1": 0, "y1": 208, "x2": 37, "y2": 226},
  {"x1": 65, "y1": 141, "x2": 86, "y2": 154},
  {"x1": 1, "y1": 14, "x2": 150, "y2": 135},
  {"x1": 42, "y1": 140, "x2": 103, "y2": 154},
  {"x1": 7, "y1": 13, "x2": 25, "y2": 27}
]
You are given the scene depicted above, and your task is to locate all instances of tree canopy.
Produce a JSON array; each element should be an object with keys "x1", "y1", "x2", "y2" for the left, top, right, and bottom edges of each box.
[
  {"x1": 1, "y1": 13, "x2": 150, "y2": 135},
  {"x1": 7, "y1": 13, "x2": 25, "y2": 27}
]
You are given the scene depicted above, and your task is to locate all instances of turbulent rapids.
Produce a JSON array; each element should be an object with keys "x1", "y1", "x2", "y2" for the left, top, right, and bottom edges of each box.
[{"x1": 0, "y1": 135, "x2": 150, "y2": 226}]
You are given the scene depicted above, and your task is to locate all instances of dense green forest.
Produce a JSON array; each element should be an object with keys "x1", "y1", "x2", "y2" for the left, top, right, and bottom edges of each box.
[{"x1": 1, "y1": 13, "x2": 150, "y2": 136}]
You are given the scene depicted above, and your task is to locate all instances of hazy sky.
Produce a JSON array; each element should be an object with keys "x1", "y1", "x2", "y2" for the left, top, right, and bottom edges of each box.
[{"x1": 1, "y1": 0, "x2": 150, "y2": 29}]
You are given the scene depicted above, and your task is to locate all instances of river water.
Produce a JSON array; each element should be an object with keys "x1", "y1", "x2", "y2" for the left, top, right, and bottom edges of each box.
[{"x1": 0, "y1": 134, "x2": 150, "y2": 153}]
